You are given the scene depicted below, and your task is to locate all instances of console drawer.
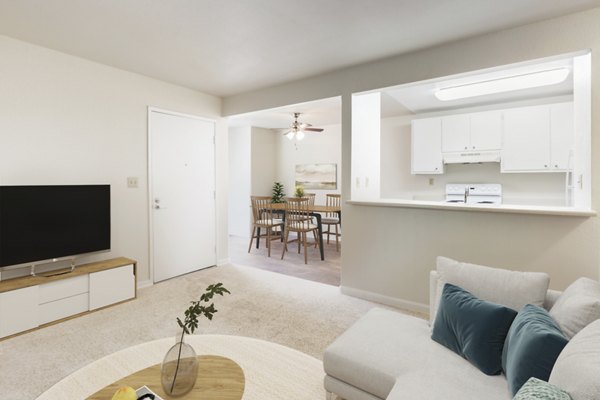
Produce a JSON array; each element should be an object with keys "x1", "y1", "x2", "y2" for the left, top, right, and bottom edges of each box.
[
  {"x1": 39, "y1": 274, "x2": 88, "y2": 304},
  {"x1": 39, "y1": 293, "x2": 89, "y2": 325}
]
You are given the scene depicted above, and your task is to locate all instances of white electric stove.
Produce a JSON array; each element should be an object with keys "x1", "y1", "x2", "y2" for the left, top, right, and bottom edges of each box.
[{"x1": 445, "y1": 183, "x2": 502, "y2": 205}]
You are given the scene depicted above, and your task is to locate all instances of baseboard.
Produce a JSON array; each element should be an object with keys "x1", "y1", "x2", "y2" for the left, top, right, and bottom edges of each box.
[
  {"x1": 137, "y1": 279, "x2": 153, "y2": 289},
  {"x1": 217, "y1": 258, "x2": 230, "y2": 266},
  {"x1": 340, "y1": 285, "x2": 430, "y2": 315}
]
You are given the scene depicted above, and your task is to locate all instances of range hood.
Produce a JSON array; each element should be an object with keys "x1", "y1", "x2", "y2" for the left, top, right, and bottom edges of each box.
[{"x1": 443, "y1": 150, "x2": 501, "y2": 164}]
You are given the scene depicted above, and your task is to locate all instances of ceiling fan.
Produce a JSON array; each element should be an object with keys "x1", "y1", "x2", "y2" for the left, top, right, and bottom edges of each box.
[{"x1": 281, "y1": 112, "x2": 324, "y2": 141}]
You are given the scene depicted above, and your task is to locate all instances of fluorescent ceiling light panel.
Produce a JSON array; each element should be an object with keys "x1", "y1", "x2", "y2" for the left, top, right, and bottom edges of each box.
[{"x1": 435, "y1": 68, "x2": 570, "y2": 101}]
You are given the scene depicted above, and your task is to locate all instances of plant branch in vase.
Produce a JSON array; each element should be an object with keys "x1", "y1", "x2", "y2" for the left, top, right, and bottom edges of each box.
[{"x1": 161, "y1": 282, "x2": 231, "y2": 396}]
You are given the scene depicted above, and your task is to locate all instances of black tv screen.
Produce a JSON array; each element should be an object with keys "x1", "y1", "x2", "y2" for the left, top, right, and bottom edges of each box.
[{"x1": 0, "y1": 185, "x2": 110, "y2": 268}]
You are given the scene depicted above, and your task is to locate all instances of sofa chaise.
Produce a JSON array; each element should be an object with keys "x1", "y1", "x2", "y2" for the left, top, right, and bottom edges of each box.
[{"x1": 324, "y1": 257, "x2": 600, "y2": 400}]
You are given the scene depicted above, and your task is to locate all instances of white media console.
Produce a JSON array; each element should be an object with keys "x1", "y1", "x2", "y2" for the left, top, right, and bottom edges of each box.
[{"x1": 0, "y1": 257, "x2": 136, "y2": 339}]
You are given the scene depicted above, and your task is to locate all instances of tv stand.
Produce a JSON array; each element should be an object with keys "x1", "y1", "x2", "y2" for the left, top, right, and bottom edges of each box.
[{"x1": 0, "y1": 257, "x2": 136, "y2": 340}]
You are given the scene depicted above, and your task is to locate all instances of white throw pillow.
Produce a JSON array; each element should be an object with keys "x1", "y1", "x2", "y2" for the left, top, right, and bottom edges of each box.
[
  {"x1": 549, "y1": 277, "x2": 600, "y2": 339},
  {"x1": 549, "y1": 319, "x2": 600, "y2": 400},
  {"x1": 431, "y1": 256, "x2": 550, "y2": 324}
]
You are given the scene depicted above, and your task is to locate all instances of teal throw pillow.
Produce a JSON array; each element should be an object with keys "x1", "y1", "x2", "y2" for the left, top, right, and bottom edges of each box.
[
  {"x1": 431, "y1": 283, "x2": 518, "y2": 375},
  {"x1": 513, "y1": 377, "x2": 571, "y2": 400},
  {"x1": 502, "y1": 304, "x2": 568, "y2": 396}
]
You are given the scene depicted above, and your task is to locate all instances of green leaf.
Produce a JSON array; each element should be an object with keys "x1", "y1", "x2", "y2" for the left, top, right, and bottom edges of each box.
[{"x1": 175, "y1": 282, "x2": 231, "y2": 332}]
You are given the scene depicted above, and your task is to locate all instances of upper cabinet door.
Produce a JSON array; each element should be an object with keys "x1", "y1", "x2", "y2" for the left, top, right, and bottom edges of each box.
[
  {"x1": 470, "y1": 110, "x2": 502, "y2": 151},
  {"x1": 412, "y1": 118, "x2": 443, "y2": 174},
  {"x1": 501, "y1": 105, "x2": 551, "y2": 172},
  {"x1": 441, "y1": 114, "x2": 470, "y2": 152},
  {"x1": 550, "y1": 103, "x2": 574, "y2": 170}
]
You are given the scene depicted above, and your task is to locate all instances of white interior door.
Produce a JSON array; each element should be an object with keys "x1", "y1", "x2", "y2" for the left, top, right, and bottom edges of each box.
[{"x1": 150, "y1": 109, "x2": 216, "y2": 283}]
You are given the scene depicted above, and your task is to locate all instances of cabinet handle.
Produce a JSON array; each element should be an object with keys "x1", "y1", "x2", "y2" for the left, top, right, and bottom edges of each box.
[
  {"x1": 555, "y1": 165, "x2": 558, "y2": 168},
  {"x1": 472, "y1": 146, "x2": 475, "y2": 149},
  {"x1": 464, "y1": 146, "x2": 467, "y2": 150},
  {"x1": 544, "y1": 165, "x2": 548, "y2": 168}
]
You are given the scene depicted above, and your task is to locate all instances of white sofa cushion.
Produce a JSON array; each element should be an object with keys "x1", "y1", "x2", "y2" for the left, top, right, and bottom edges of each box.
[
  {"x1": 549, "y1": 319, "x2": 600, "y2": 400},
  {"x1": 549, "y1": 277, "x2": 600, "y2": 339},
  {"x1": 430, "y1": 256, "x2": 550, "y2": 325},
  {"x1": 324, "y1": 308, "x2": 511, "y2": 400}
]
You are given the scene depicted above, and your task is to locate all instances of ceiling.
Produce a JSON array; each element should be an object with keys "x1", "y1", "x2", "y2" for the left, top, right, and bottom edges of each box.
[
  {"x1": 228, "y1": 97, "x2": 341, "y2": 129},
  {"x1": 1, "y1": 0, "x2": 599, "y2": 98}
]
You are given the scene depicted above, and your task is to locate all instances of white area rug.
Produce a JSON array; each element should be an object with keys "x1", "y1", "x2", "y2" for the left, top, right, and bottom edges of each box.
[
  {"x1": 0, "y1": 263, "x2": 415, "y2": 399},
  {"x1": 37, "y1": 335, "x2": 325, "y2": 399}
]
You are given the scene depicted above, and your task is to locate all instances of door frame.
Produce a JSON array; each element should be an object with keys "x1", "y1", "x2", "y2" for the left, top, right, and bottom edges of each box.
[{"x1": 147, "y1": 106, "x2": 217, "y2": 284}]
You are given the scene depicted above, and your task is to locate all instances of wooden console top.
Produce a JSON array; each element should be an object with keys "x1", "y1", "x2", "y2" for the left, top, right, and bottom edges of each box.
[{"x1": 0, "y1": 257, "x2": 136, "y2": 294}]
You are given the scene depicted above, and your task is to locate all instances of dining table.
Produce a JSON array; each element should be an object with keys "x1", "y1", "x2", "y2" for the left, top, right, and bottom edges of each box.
[{"x1": 257, "y1": 203, "x2": 341, "y2": 261}]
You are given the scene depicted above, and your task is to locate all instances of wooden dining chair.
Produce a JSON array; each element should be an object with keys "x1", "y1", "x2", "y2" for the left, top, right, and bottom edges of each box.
[
  {"x1": 248, "y1": 196, "x2": 284, "y2": 257},
  {"x1": 322, "y1": 194, "x2": 341, "y2": 251},
  {"x1": 281, "y1": 197, "x2": 320, "y2": 264}
]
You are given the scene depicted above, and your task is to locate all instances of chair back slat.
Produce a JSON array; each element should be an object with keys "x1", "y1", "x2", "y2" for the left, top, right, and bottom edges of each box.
[
  {"x1": 251, "y1": 196, "x2": 275, "y2": 224},
  {"x1": 284, "y1": 197, "x2": 312, "y2": 231},
  {"x1": 326, "y1": 194, "x2": 341, "y2": 217}
]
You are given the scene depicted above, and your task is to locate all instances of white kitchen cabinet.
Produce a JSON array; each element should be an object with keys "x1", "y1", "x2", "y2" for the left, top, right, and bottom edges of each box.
[
  {"x1": 441, "y1": 111, "x2": 502, "y2": 153},
  {"x1": 550, "y1": 102, "x2": 574, "y2": 170},
  {"x1": 470, "y1": 110, "x2": 502, "y2": 151},
  {"x1": 412, "y1": 117, "x2": 443, "y2": 174},
  {"x1": 441, "y1": 114, "x2": 470, "y2": 152},
  {"x1": 501, "y1": 103, "x2": 573, "y2": 172}
]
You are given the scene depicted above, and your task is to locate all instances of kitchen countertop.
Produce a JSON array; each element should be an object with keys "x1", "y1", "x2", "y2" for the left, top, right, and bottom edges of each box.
[{"x1": 347, "y1": 198, "x2": 596, "y2": 217}]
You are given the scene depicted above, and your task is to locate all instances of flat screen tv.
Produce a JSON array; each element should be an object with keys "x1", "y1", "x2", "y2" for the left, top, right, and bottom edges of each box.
[{"x1": 0, "y1": 185, "x2": 110, "y2": 268}]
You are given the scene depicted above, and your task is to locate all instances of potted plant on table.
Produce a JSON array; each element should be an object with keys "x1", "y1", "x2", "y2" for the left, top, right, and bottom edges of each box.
[
  {"x1": 271, "y1": 182, "x2": 285, "y2": 203},
  {"x1": 160, "y1": 283, "x2": 231, "y2": 397},
  {"x1": 294, "y1": 185, "x2": 305, "y2": 198}
]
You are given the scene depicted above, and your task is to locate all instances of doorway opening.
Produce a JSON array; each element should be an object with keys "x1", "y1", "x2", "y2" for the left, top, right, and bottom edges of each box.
[{"x1": 227, "y1": 97, "x2": 342, "y2": 286}]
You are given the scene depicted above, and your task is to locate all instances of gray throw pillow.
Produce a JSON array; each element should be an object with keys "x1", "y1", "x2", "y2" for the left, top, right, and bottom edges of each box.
[
  {"x1": 431, "y1": 257, "x2": 550, "y2": 324},
  {"x1": 549, "y1": 319, "x2": 600, "y2": 400},
  {"x1": 549, "y1": 277, "x2": 600, "y2": 339}
]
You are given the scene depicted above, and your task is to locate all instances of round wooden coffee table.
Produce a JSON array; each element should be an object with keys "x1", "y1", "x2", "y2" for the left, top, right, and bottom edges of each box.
[
  {"x1": 36, "y1": 335, "x2": 325, "y2": 400},
  {"x1": 88, "y1": 355, "x2": 245, "y2": 399}
]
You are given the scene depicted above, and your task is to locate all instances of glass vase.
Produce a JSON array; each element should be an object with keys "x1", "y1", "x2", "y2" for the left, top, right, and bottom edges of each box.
[{"x1": 160, "y1": 335, "x2": 199, "y2": 397}]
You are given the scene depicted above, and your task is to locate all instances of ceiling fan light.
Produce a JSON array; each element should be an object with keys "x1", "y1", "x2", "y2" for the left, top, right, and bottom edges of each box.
[
  {"x1": 296, "y1": 130, "x2": 305, "y2": 141},
  {"x1": 435, "y1": 68, "x2": 570, "y2": 101},
  {"x1": 286, "y1": 131, "x2": 295, "y2": 140}
]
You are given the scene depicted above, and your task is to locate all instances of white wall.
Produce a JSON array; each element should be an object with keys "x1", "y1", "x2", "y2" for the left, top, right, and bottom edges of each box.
[
  {"x1": 0, "y1": 35, "x2": 226, "y2": 282},
  {"x1": 228, "y1": 127, "x2": 251, "y2": 237},
  {"x1": 250, "y1": 127, "x2": 278, "y2": 196},
  {"x1": 274, "y1": 123, "x2": 342, "y2": 204},
  {"x1": 223, "y1": 7, "x2": 600, "y2": 310}
]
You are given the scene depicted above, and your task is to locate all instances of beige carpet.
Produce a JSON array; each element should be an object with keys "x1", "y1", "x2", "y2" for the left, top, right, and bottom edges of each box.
[{"x1": 0, "y1": 263, "x2": 418, "y2": 399}]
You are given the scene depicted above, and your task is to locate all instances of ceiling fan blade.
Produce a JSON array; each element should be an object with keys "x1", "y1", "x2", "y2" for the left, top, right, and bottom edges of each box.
[
  {"x1": 303, "y1": 127, "x2": 324, "y2": 132},
  {"x1": 299, "y1": 122, "x2": 312, "y2": 128},
  {"x1": 280, "y1": 129, "x2": 292, "y2": 135}
]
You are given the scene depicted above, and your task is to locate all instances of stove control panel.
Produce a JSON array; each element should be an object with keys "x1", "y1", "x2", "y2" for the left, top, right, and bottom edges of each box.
[{"x1": 446, "y1": 184, "x2": 502, "y2": 196}]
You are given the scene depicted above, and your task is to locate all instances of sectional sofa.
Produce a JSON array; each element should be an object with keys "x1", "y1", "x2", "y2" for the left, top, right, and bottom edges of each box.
[{"x1": 324, "y1": 257, "x2": 600, "y2": 400}]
